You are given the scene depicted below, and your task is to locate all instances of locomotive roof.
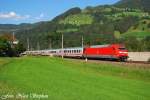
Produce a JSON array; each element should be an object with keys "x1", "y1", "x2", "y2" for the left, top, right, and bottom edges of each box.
[{"x1": 90, "y1": 44, "x2": 110, "y2": 48}]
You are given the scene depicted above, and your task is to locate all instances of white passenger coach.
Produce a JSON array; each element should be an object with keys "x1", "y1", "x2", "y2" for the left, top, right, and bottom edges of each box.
[{"x1": 25, "y1": 47, "x2": 83, "y2": 58}]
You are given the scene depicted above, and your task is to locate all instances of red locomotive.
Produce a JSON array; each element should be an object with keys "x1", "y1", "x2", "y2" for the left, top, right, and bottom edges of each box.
[
  {"x1": 83, "y1": 44, "x2": 128, "y2": 61},
  {"x1": 26, "y1": 44, "x2": 128, "y2": 61}
]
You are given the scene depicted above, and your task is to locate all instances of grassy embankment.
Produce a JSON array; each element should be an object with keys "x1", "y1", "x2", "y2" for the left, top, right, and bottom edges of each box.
[{"x1": 0, "y1": 56, "x2": 150, "y2": 100}]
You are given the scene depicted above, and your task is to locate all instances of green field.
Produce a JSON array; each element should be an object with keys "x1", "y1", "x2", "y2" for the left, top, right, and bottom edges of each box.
[{"x1": 0, "y1": 57, "x2": 150, "y2": 100}]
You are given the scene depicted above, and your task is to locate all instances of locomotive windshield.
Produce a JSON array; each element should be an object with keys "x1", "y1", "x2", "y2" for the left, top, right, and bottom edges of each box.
[{"x1": 119, "y1": 48, "x2": 126, "y2": 50}]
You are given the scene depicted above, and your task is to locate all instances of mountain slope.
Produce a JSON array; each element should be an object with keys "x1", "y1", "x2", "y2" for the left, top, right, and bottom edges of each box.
[
  {"x1": 115, "y1": 0, "x2": 150, "y2": 12},
  {"x1": 15, "y1": 5, "x2": 150, "y2": 50}
]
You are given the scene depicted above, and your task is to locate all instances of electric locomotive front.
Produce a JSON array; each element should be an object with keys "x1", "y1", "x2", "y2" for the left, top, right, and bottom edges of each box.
[{"x1": 111, "y1": 44, "x2": 128, "y2": 61}]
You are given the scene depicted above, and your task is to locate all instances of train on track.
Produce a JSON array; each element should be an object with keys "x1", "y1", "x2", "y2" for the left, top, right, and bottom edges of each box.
[{"x1": 25, "y1": 44, "x2": 128, "y2": 61}]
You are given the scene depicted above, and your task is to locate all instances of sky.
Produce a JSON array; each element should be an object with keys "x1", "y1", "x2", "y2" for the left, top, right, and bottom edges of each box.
[{"x1": 0, "y1": 0, "x2": 120, "y2": 24}]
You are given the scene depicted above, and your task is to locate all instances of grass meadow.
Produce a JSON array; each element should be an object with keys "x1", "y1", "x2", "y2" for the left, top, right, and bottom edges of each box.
[{"x1": 0, "y1": 56, "x2": 150, "y2": 100}]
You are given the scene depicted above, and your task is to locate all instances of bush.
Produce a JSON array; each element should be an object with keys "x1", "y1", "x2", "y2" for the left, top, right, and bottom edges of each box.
[{"x1": 148, "y1": 58, "x2": 150, "y2": 62}]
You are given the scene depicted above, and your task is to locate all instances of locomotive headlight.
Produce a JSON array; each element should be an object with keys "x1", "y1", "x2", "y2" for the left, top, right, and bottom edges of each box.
[{"x1": 119, "y1": 51, "x2": 127, "y2": 54}]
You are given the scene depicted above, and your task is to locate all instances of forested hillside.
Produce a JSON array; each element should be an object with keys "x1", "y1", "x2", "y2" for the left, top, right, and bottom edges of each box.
[
  {"x1": 115, "y1": 0, "x2": 150, "y2": 12},
  {"x1": 1, "y1": 0, "x2": 150, "y2": 51}
]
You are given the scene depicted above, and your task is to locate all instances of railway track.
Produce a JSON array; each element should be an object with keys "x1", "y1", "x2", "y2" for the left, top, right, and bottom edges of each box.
[
  {"x1": 86, "y1": 60, "x2": 150, "y2": 68},
  {"x1": 126, "y1": 61, "x2": 150, "y2": 64},
  {"x1": 66, "y1": 58, "x2": 150, "y2": 68}
]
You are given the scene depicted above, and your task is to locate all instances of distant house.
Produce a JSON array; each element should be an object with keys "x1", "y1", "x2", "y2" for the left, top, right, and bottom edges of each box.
[{"x1": 13, "y1": 40, "x2": 19, "y2": 44}]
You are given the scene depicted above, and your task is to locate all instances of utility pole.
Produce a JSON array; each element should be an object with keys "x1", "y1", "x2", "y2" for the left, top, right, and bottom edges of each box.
[
  {"x1": 10, "y1": 32, "x2": 15, "y2": 48},
  {"x1": 13, "y1": 32, "x2": 15, "y2": 43},
  {"x1": 49, "y1": 38, "x2": 52, "y2": 49},
  {"x1": 82, "y1": 35, "x2": 84, "y2": 48},
  {"x1": 37, "y1": 42, "x2": 40, "y2": 50},
  {"x1": 27, "y1": 38, "x2": 30, "y2": 51},
  {"x1": 82, "y1": 35, "x2": 87, "y2": 62},
  {"x1": 61, "y1": 33, "x2": 64, "y2": 59}
]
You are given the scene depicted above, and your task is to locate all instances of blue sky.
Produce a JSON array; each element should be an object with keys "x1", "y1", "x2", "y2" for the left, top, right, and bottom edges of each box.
[{"x1": 0, "y1": 0, "x2": 119, "y2": 24}]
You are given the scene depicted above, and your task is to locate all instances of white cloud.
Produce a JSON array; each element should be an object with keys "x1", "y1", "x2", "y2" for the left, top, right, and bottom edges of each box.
[
  {"x1": 35, "y1": 13, "x2": 44, "y2": 20},
  {"x1": 0, "y1": 11, "x2": 30, "y2": 19}
]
